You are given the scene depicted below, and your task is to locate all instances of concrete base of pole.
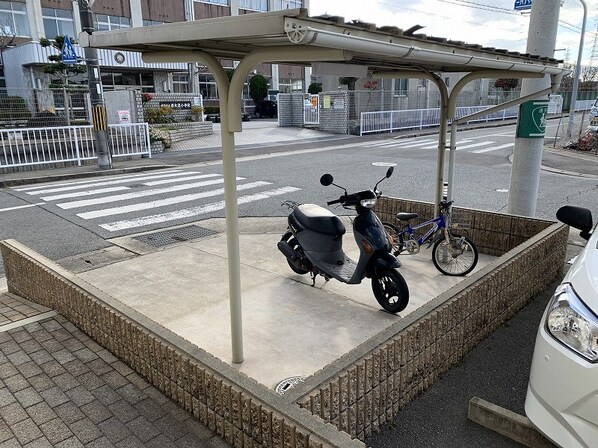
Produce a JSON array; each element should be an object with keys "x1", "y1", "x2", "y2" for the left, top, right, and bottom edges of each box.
[{"x1": 95, "y1": 130, "x2": 113, "y2": 170}]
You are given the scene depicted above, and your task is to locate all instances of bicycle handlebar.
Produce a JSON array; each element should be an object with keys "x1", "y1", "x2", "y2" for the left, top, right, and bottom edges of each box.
[{"x1": 439, "y1": 200, "x2": 454, "y2": 209}]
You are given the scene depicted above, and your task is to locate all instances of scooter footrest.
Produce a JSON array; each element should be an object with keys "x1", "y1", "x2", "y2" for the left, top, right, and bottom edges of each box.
[{"x1": 320, "y1": 257, "x2": 358, "y2": 282}]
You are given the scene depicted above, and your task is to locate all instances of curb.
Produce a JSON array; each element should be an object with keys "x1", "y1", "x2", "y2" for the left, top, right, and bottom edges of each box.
[
  {"x1": 468, "y1": 397, "x2": 555, "y2": 447},
  {"x1": 0, "y1": 164, "x2": 176, "y2": 188}
]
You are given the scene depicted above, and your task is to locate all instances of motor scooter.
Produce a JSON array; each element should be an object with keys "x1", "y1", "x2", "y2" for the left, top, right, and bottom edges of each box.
[{"x1": 277, "y1": 167, "x2": 409, "y2": 314}]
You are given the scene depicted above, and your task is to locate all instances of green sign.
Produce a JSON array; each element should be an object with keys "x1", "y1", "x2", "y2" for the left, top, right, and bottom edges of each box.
[{"x1": 517, "y1": 100, "x2": 548, "y2": 138}]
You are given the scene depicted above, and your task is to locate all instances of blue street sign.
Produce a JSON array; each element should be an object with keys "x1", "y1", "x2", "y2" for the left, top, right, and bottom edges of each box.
[
  {"x1": 61, "y1": 35, "x2": 77, "y2": 64},
  {"x1": 514, "y1": 0, "x2": 532, "y2": 11}
]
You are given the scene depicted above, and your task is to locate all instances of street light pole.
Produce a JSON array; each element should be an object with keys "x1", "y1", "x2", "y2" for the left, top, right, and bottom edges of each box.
[
  {"x1": 566, "y1": 0, "x2": 588, "y2": 138},
  {"x1": 79, "y1": 0, "x2": 112, "y2": 169}
]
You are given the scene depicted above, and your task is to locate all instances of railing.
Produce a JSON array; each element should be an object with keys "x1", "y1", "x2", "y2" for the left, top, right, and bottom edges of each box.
[
  {"x1": 360, "y1": 105, "x2": 521, "y2": 136},
  {"x1": 0, "y1": 123, "x2": 150, "y2": 169},
  {"x1": 575, "y1": 99, "x2": 595, "y2": 111}
]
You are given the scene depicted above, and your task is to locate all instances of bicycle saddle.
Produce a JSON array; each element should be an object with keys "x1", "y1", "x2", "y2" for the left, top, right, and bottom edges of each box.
[{"x1": 395, "y1": 212, "x2": 419, "y2": 221}]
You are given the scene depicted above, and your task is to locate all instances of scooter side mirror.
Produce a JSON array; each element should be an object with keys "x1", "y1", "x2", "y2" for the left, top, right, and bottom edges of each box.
[
  {"x1": 320, "y1": 174, "x2": 334, "y2": 186},
  {"x1": 386, "y1": 166, "x2": 394, "y2": 178}
]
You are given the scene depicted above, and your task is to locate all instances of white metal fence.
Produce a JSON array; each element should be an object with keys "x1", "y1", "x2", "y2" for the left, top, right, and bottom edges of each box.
[
  {"x1": 359, "y1": 105, "x2": 522, "y2": 136},
  {"x1": 0, "y1": 123, "x2": 150, "y2": 169}
]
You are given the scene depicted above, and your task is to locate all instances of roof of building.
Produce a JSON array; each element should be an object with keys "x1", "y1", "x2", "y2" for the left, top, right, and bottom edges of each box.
[{"x1": 79, "y1": 8, "x2": 563, "y2": 76}]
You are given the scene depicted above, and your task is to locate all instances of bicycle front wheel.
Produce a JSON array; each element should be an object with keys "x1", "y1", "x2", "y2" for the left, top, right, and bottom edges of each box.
[{"x1": 432, "y1": 235, "x2": 478, "y2": 276}]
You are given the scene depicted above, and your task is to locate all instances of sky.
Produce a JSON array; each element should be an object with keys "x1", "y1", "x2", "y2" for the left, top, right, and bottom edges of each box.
[{"x1": 309, "y1": 0, "x2": 597, "y2": 66}]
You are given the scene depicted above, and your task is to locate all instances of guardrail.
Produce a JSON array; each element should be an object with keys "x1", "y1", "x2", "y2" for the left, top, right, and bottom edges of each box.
[{"x1": 0, "y1": 123, "x2": 150, "y2": 168}]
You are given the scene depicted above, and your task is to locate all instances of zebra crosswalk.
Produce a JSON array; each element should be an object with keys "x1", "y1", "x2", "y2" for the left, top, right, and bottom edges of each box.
[
  {"x1": 363, "y1": 138, "x2": 514, "y2": 154},
  {"x1": 14, "y1": 169, "x2": 301, "y2": 233}
]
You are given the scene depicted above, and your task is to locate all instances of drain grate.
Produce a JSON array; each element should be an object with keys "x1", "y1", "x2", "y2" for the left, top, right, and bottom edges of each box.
[
  {"x1": 275, "y1": 376, "x2": 305, "y2": 395},
  {"x1": 134, "y1": 225, "x2": 217, "y2": 247}
]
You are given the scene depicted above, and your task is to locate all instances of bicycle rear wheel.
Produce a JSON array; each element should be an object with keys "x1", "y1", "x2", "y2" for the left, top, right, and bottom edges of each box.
[
  {"x1": 382, "y1": 222, "x2": 402, "y2": 256},
  {"x1": 432, "y1": 235, "x2": 478, "y2": 276}
]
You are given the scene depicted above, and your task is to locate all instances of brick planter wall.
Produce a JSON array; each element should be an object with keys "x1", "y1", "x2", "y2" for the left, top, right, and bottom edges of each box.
[
  {"x1": 283, "y1": 197, "x2": 568, "y2": 440},
  {"x1": 0, "y1": 240, "x2": 363, "y2": 448},
  {"x1": 0, "y1": 198, "x2": 568, "y2": 446}
]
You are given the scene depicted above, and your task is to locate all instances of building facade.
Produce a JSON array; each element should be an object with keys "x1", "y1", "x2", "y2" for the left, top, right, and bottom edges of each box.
[{"x1": 0, "y1": 0, "x2": 309, "y2": 100}]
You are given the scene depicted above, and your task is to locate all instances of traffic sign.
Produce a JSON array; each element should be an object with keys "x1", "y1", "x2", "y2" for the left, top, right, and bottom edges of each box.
[
  {"x1": 61, "y1": 35, "x2": 77, "y2": 64},
  {"x1": 517, "y1": 100, "x2": 548, "y2": 138},
  {"x1": 514, "y1": 0, "x2": 532, "y2": 11}
]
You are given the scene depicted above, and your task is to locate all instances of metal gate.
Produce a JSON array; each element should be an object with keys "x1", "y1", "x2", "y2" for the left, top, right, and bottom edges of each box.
[{"x1": 304, "y1": 94, "x2": 319, "y2": 125}]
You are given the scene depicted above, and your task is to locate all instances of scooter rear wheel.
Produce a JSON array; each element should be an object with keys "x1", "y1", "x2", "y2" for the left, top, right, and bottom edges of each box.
[
  {"x1": 281, "y1": 231, "x2": 310, "y2": 275},
  {"x1": 371, "y1": 269, "x2": 409, "y2": 314}
]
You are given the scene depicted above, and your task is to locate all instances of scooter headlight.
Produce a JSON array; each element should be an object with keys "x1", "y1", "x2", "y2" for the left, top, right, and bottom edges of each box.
[
  {"x1": 360, "y1": 198, "x2": 377, "y2": 208},
  {"x1": 546, "y1": 283, "x2": 598, "y2": 362}
]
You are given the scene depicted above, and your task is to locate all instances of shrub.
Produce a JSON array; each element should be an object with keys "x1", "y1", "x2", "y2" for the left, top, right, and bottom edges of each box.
[
  {"x1": 27, "y1": 111, "x2": 67, "y2": 128},
  {"x1": 144, "y1": 106, "x2": 174, "y2": 124},
  {"x1": 308, "y1": 83, "x2": 322, "y2": 94},
  {"x1": 204, "y1": 106, "x2": 220, "y2": 115},
  {"x1": 0, "y1": 96, "x2": 31, "y2": 120}
]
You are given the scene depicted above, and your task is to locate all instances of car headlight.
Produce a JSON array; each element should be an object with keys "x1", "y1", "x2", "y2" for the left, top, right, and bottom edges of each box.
[
  {"x1": 546, "y1": 283, "x2": 598, "y2": 362},
  {"x1": 360, "y1": 198, "x2": 377, "y2": 208}
]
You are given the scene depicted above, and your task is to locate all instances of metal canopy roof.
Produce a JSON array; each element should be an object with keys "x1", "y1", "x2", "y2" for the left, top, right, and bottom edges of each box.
[
  {"x1": 79, "y1": 8, "x2": 562, "y2": 76},
  {"x1": 79, "y1": 9, "x2": 566, "y2": 365}
]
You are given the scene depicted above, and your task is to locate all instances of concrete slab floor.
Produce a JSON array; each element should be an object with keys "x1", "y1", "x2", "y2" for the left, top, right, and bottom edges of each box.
[{"x1": 79, "y1": 218, "x2": 494, "y2": 390}]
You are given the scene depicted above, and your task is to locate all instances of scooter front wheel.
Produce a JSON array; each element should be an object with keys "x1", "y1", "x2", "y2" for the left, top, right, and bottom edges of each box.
[{"x1": 371, "y1": 269, "x2": 409, "y2": 314}]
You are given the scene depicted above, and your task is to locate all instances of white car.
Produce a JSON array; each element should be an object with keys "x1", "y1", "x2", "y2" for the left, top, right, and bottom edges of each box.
[
  {"x1": 526, "y1": 205, "x2": 598, "y2": 447},
  {"x1": 591, "y1": 98, "x2": 598, "y2": 117}
]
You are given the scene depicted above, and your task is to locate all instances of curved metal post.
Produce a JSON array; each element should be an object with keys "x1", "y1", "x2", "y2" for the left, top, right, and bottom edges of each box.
[{"x1": 143, "y1": 50, "x2": 244, "y2": 363}]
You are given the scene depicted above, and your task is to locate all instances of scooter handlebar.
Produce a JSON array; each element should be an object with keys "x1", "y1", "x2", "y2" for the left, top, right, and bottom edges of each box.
[{"x1": 327, "y1": 198, "x2": 342, "y2": 205}]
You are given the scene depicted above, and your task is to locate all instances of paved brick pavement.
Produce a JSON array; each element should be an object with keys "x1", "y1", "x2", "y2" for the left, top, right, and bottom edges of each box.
[{"x1": 0, "y1": 293, "x2": 229, "y2": 447}]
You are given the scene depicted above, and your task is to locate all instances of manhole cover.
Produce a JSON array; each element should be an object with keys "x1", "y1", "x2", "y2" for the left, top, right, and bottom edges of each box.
[
  {"x1": 134, "y1": 225, "x2": 217, "y2": 247},
  {"x1": 275, "y1": 376, "x2": 305, "y2": 395}
]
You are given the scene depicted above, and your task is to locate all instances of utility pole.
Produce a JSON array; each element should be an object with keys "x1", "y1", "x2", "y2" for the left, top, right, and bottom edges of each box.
[
  {"x1": 566, "y1": 0, "x2": 588, "y2": 139},
  {"x1": 507, "y1": 0, "x2": 560, "y2": 217},
  {"x1": 79, "y1": 0, "x2": 112, "y2": 169}
]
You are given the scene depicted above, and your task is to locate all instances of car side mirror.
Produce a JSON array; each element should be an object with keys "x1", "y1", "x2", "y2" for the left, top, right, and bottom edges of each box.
[{"x1": 556, "y1": 205, "x2": 593, "y2": 240}]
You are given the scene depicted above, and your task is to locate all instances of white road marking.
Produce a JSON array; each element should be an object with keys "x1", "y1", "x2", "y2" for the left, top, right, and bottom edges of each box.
[
  {"x1": 77, "y1": 181, "x2": 271, "y2": 219},
  {"x1": 13, "y1": 169, "x2": 183, "y2": 191},
  {"x1": 142, "y1": 174, "x2": 220, "y2": 186},
  {"x1": 56, "y1": 177, "x2": 235, "y2": 210},
  {"x1": 471, "y1": 143, "x2": 514, "y2": 154},
  {"x1": 24, "y1": 172, "x2": 197, "y2": 195},
  {"x1": 41, "y1": 186, "x2": 132, "y2": 202},
  {"x1": 0, "y1": 202, "x2": 45, "y2": 212},
  {"x1": 99, "y1": 186, "x2": 301, "y2": 232},
  {"x1": 421, "y1": 140, "x2": 495, "y2": 150}
]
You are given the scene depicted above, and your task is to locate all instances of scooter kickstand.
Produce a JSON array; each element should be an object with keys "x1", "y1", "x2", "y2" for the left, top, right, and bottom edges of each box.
[{"x1": 310, "y1": 272, "x2": 317, "y2": 287}]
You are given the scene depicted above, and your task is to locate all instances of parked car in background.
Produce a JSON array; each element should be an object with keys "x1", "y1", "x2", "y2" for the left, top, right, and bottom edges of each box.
[
  {"x1": 254, "y1": 100, "x2": 277, "y2": 118},
  {"x1": 525, "y1": 205, "x2": 598, "y2": 448},
  {"x1": 591, "y1": 97, "x2": 598, "y2": 117}
]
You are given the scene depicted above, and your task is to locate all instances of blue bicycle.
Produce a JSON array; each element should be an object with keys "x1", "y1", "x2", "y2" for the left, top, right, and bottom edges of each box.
[{"x1": 382, "y1": 200, "x2": 478, "y2": 276}]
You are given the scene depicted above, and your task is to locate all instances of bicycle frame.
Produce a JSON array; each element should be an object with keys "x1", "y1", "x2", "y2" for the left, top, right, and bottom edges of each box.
[{"x1": 401, "y1": 214, "x2": 447, "y2": 247}]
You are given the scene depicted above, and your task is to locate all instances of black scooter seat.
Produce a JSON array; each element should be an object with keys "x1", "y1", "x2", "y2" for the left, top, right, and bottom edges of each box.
[{"x1": 293, "y1": 204, "x2": 346, "y2": 236}]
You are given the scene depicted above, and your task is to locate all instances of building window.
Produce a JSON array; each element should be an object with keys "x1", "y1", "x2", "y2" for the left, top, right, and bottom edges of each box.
[
  {"x1": 172, "y1": 73, "x2": 189, "y2": 93},
  {"x1": 394, "y1": 79, "x2": 408, "y2": 96},
  {"x1": 195, "y1": 0, "x2": 229, "y2": 6},
  {"x1": 278, "y1": 77, "x2": 300, "y2": 94},
  {"x1": 0, "y1": 1, "x2": 29, "y2": 37},
  {"x1": 198, "y1": 74, "x2": 218, "y2": 99},
  {"x1": 42, "y1": 8, "x2": 74, "y2": 39},
  {"x1": 95, "y1": 14, "x2": 131, "y2": 31},
  {"x1": 272, "y1": 0, "x2": 302, "y2": 10},
  {"x1": 101, "y1": 71, "x2": 154, "y2": 92},
  {"x1": 240, "y1": 0, "x2": 268, "y2": 11}
]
